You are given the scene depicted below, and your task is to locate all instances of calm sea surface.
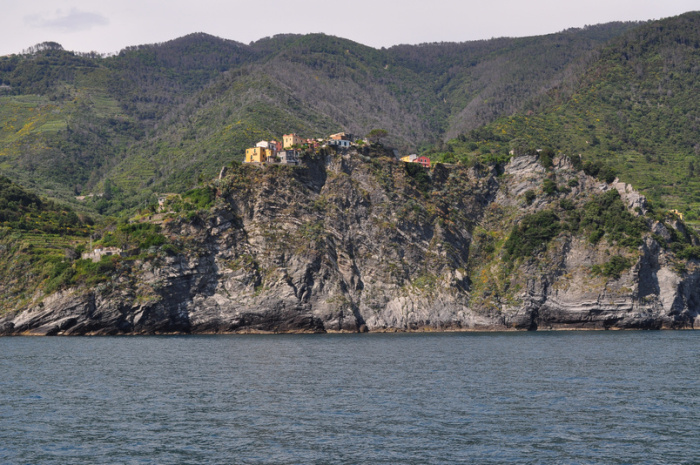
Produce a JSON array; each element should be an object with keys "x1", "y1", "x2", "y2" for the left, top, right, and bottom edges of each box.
[{"x1": 0, "y1": 331, "x2": 698, "y2": 464}]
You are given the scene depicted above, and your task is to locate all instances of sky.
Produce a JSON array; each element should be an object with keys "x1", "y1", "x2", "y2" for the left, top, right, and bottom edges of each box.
[{"x1": 1, "y1": 0, "x2": 698, "y2": 56}]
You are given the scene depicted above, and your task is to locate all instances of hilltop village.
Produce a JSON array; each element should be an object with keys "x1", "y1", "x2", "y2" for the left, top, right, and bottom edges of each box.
[{"x1": 243, "y1": 132, "x2": 431, "y2": 168}]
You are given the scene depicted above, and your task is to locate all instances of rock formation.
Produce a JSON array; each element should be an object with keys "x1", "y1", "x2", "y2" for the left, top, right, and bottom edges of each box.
[{"x1": 1, "y1": 151, "x2": 699, "y2": 335}]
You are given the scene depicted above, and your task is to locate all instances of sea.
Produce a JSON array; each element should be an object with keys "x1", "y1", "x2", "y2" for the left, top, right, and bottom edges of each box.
[{"x1": 1, "y1": 331, "x2": 698, "y2": 464}]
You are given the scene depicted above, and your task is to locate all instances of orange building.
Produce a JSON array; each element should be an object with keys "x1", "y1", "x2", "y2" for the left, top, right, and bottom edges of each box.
[{"x1": 283, "y1": 133, "x2": 304, "y2": 149}]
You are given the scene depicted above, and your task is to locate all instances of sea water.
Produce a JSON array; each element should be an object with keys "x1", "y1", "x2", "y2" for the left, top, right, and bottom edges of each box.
[{"x1": 1, "y1": 331, "x2": 698, "y2": 464}]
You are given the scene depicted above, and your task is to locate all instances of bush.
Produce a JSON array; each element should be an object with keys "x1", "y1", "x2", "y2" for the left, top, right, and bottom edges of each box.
[
  {"x1": 593, "y1": 255, "x2": 631, "y2": 279},
  {"x1": 73, "y1": 256, "x2": 118, "y2": 285},
  {"x1": 182, "y1": 186, "x2": 216, "y2": 210},
  {"x1": 99, "y1": 222, "x2": 168, "y2": 251},
  {"x1": 677, "y1": 246, "x2": 700, "y2": 260},
  {"x1": 504, "y1": 210, "x2": 561, "y2": 259},
  {"x1": 161, "y1": 243, "x2": 180, "y2": 256},
  {"x1": 570, "y1": 155, "x2": 583, "y2": 171},
  {"x1": 44, "y1": 260, "x2": 75, "y2": 294},
  {"x1": 583, "y1": 161, "x2": 617, "y2": 184},
  {"x1": 539, "y1": 148, "x2": 554, "y2": 168},
  {"x1": 580, "y1": 190, "x2": 646, "y2": 247},
  {"x1": 542, "y1": 179, "x2": 559, "y2": 196},
  {"x1": 559, "y1": 198, "x2": 575, "y2": 211},
  {"x1": 524, "y1": 190, "x2": 536, "y2": 205},
  {"x1": 404, "y1": 162, "x2": 431, "y2": 192},
  {"x1": 588, "y1": 228, "x2": 605, "y2": 244}
]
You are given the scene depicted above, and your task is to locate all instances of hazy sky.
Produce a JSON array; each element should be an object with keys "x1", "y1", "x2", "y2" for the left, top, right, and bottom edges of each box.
[{"x1": 2, "y1": 0, "x2": 698, "y2": 56}]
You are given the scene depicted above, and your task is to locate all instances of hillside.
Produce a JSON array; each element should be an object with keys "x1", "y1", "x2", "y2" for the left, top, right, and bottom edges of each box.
[
  {"x1": 0, "y1": 22, "x2": 638, "y2": 209},
  {"x1": 440, "y1": 12, "x2": 700, "y2": 220},
  {"x1": 0, "y1": 176, "x2": 93, "y2": 313}
]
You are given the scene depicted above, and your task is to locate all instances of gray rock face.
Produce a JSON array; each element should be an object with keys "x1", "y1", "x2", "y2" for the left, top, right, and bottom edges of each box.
[{"x1": 1, "y1": 153, "x2": 698, "y2": 335}]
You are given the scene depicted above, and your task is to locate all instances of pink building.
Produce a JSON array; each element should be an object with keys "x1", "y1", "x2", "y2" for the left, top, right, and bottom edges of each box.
[{"x1": 415, "y1": 156, "x2": 431, "y2": 168}]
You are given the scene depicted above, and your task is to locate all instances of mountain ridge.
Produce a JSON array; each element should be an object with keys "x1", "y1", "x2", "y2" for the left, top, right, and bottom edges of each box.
[{"x1": 0, "y1": 18, "x2": 645, "y2": 207}]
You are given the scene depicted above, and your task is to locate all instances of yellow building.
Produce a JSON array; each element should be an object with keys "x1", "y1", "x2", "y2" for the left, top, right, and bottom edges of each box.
[
  {"x1": 670, "y1": 209, "x2": 684, "y2": 220},
  {"x1": 245, "y1": 147, "x2": 273, "y2": 163},
  {"x1": 283, "y1": 133, "x2": 303, "y2": 149}
]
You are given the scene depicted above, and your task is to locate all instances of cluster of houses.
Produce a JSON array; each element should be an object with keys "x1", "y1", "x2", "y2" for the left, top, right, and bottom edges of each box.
[
  {"x1": 244, "y1": 132, "x2": 354, "y2": 164},
  {"x1": 243, "y1": 131, "x2": 431, "y2": 169}
]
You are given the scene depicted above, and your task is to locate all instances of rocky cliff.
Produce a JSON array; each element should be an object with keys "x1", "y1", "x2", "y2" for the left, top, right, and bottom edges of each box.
[{"x1": 2, "y1": 151, "x2": 699, "y2": 335}]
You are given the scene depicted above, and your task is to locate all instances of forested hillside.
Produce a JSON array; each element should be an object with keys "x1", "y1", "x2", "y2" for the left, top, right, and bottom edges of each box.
[
  {"x1": 0, "y1": 21, "x2": 640, "y2": 209},
  {"x1": 1, "y1": 14, "x2": 698, "y2": 218},
  {"x1": 439, "y1": 12, "x2": 700, "y2": 220}
]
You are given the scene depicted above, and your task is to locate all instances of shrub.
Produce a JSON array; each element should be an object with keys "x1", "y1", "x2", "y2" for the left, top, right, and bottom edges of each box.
[
  {"x1": 524, "y1": 190, "x2": 536, "y2": 205},
  {"x1": 182, "y1": 186, "x2": 216, "y2": 210},
  {"x1": 44, "y1": 260, "x2": 75, "y2": 294},
  {"x1": 504, "y1": 210, "x2": 561, "y2": 259},
  {"x1": 161, "y1": 243, "x2": 180, "y2": 256},
  {"x1": 570, "y1": 155, "x2": 583, "y2": 171},
  {"x1": 559, "y1": 198, "x2": 575, "y2": 211},
  {"x1": 73, "y1": 256, "x2": 118, "y2": 285},
  {"x1": 539, "y1": 148, "x2": 554, "y2": 168},
  {"x1": 580, "y1": 190, "x2": 646, "y2": 247},
  {"x1": 583, "y1": 160, "x2": 617, "y2": 184},
  {"x1": 677, "y1": 246, "x2": 700, "y2": 260},
  {"x1": 542, "y1": 179, "x2": 559, "y2": 196},
  {"x1": 593, "y1": 255, "x2": 631, "y2": 279},
  {"x1": 404, "y1": 162, "x2": 431, "y2": 192}
]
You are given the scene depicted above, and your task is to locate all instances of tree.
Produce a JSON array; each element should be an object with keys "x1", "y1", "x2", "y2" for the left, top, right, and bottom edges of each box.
[
  {"x1": 103, "y1": 179, "x2": 114, "y2": 201},
  {"x1": 367, "y1": 128, "x2": 388, "y2": 144}
]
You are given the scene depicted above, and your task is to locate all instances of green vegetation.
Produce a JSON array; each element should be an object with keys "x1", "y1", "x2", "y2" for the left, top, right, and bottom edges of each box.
[
  {"x1": 0, "y1": 178, "x2": 95, "y2": 311},
  {"x1": 367, "y1": 128, "x2": 389, "y2": 144},
  {"x1": 538, "y1": 149, "x2": 554, "y2": 169},
  {"x1": 524, "y1": 190, "x2": 536, "y2": 205},
  {"x1": 592, "y1": 255, "x2": 632, "y2": 279},
  {"x1": 505, "y1": 190, "x2": 649, "y2": 261},
  {"x1": 0, "y1": 19, "x2": 643, "y2": 214},
  {"x1": 404, "y1": 162, "x2": 431, "y2": 192},
  {"x1": 677, "y1": 246, "x2": 700, "y2": 260},
  {"x1": 446, "y1": 12, "x2": 700, "y2": 219},
  {"x1": 182, "y1": 186, "x2": 216, "y2": 210},
  {"x1": 504, "y1": 210, "x2": 561, "y2": 259},
  {"x1": 0, "y1": 176, "x2": 91, "y2": 234},
  {"x1": 99, "y1": 222, "x2": 166, "y2": 251},
  {"x1": 578, "y1": 190, "x2": 647, "y2": 247},
  {"x1": 163, "y1": 186, "x2": 216, "y2": 214},
  {"x1": 542, "y1": 179, "x2": 559, "y2": 196},
  {"x1": 582, "y1": 161, "x2": 617, "y2": 184}
]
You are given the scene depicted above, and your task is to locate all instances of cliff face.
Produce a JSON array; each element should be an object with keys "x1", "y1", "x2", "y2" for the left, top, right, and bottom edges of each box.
[{"x1": 2, "y1": 152, "x2": 699, "y2": 335}]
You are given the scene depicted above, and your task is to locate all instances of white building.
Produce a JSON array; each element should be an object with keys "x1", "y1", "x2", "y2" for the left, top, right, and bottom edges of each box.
[
  {"x1": 277, "y1": 150, "x2": 300, "y2": 165},
  {"x1": 328, "y1": 139, "x2": 351, "y2": 148},
  {"x1": 81, "y1": 247, "x2": 124, "y2": 263}
]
